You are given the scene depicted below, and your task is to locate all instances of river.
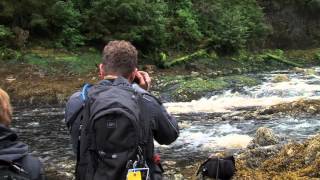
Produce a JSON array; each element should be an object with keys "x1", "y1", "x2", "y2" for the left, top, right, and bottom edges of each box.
[{"x1": 11, "y1": 67, "x2": 320, "y2": 179}]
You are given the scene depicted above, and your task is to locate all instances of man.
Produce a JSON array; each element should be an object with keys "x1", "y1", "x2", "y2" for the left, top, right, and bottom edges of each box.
[
  {"x1": 65, "y1": 40, "x2": 179, "y2": 180},
  {"x1": 0, "y1": 88, "x2": 44, "y2": 180}
]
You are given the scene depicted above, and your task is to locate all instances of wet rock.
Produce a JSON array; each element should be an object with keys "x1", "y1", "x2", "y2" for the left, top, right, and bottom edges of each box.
[
  {"x1": 232, "y1": 68, "x2": 242, "y2": 74},
  {"x1": 163, "y1": 160, "x2": 176, "y2": 166},
  {"x1": 292, "y1": 67, "x2": 305, "y2": 73},
  {"x1": 191, "y1": 71, "x2": 200, "y2": 77},
  {"x1": 6, "y1": 75, "x2": 16, "y2": 82},
  {"x1": 304, "y1": 135, "x2": 320, "y2": 165},
  {"x1": 238, "y1": 145, "x2": 282, "y2": 168},
  {"x1": 207, "y1": 72, "x2": 218, "y2": 77},
  {"x1": 236, "y1": 135, "x2": 320, "y2": 179},
  {"x1": 304, "y1": 68, "x2": 316, "y2": 76},
  {"x1": 251, "y1": 127, "x2": 278, "y2": 147},
  {"x1": 216, "y1": 71, "x2": 222, "y2": 76},
  {"x1": 271, "y1": 74, "x2": 289, "y2": 83},
  {"x1": 259, "y1": 99, "x2": 320, "y2": 116},
  {"x1": 174, "y1": 174, "x2": 184, "y2": 180},
  {"x1": 178, "y1": 121, "x2": 191, "y2": 129}
]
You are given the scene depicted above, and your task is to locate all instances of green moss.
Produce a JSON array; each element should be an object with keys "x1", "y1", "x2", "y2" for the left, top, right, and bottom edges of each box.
[
  {"x1": 159, "y1": 74, "x2": 259, "y2": 101},
  {"x1": 23, "y1": 48, "x2": 101, "y2": 75},
  {"x1": 180, "y1": 78, "x2": 228, "y2": 92},
  {"x1": 222, "y1": 75, "x2": 260, "y2": 87}
]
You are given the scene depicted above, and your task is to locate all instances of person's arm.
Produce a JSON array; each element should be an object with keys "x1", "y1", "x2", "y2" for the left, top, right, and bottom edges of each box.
[
  {"x1": 148, "y1": 96, "x2": 179, "y2": 145},
  {"x1": 135, "y1": 71, "x2": 179, "y2": 144}
]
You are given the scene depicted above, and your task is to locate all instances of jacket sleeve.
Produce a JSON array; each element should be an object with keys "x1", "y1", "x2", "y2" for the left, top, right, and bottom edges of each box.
[{"x1": 146, "y1": 95, "x2": 179, "y2": 145}]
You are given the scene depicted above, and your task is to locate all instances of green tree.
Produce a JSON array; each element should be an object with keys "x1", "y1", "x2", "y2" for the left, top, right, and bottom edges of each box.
[
  {"x1": 82, "y1": 0, "x2": 168, "y2": 53},
  {"x1": 195, "y1": 0, "x2": 269, "y2": 54},
  {"x1": 49, "y1": 1, "x2": 84, "y2": 48},
  {"x1": 167, "y1": 0, "x2": 202, "y2": 51}
]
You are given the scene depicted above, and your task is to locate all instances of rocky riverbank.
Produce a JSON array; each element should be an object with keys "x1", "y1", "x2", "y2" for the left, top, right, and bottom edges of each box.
[
  {"x1": 1, "y1": 47, "x2": 320, "y2": 104},
  {"x1": 161, "y1": 98, "x2": 320, "y2": 179},
  {"x1": 164, "y1": 131, "x2": 320, "y2": 180}
]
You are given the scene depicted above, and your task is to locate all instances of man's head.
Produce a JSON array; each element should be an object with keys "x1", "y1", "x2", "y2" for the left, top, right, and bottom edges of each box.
[
  {"x1": 100, "y1": 40, "x2": 138, "y2": 81},
  {"x1": 0, "y1": 88, "x2": 12, "y2": 127}
]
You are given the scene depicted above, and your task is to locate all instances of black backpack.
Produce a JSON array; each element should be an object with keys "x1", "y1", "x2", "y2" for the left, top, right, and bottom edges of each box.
[
  {"x1": 0, "y1": 160, "x2": 30, "y2": 180},
  {"x1": 196, "y1": 156, "x2": 236, "y2": 180},
  {"x1": 76, "y1": 78, "x2": 148, "y2": 180}
]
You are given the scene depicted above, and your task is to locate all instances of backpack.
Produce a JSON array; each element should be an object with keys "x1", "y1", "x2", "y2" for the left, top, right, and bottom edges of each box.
[
  {"x1": 65, "y1": 83, "x2": 92, "y2": 155},
  {"x1": 196, "y1": 156, "x2": 235, "y2": 180},
  {"x1": 0, "y1": 160, "x2": 30, "y2": 180},
  {"x1": 75, "y1": 78, "x2": 149, "y2": 180}
]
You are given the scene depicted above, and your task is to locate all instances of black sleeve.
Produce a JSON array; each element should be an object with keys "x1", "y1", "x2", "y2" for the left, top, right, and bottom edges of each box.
[{"x1": 144, "y1": 95, "x2": 179, "y2": 145}]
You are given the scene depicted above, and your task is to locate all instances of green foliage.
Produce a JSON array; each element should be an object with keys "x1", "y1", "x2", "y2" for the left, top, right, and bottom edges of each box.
[
  {"x1": 315, "y1": 52, "x2": 320, "y2": 61},
  {"x1": 167, "y1": 0, "x2": 202, "y2": 50},
  {"x1": 195, "y1": 0, "x2": 269, "y2": 54},
  {"x1": 24, "y1": 50, "x2": 100, "y2": 74},
  {"x1": 0, "y1": 25, "x2": 13, "y2": 46},
  {"x1": 306, "y1": 0, "x2": 320, "y2": 14},
  {"x1": 0, "y1": 47, "x2": 21, "y2": 61},
  {"x1": 0, "y1": 0, "x2": 300, "y2": 66},
  {"x1": 49, "y1": 1, "x2": 84, "y2": 48},
  {"x1": 82, "y1": 0, "x2": 168, "y2": 53}
]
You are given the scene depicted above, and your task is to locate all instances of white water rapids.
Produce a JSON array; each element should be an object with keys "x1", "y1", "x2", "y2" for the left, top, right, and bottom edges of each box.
[
  {"x1": 165, "y1": 69, "x2": 320, "y2": 114},
  {"x1": 156, "y1": 68, "x2": 320, "y2": 158},
  {"x1": 11, "y1": 67, "x2": 320, "y2": 173}
]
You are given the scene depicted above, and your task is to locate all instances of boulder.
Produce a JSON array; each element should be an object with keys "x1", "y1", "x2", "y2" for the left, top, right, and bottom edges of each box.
[
  {"x1": 271, "y1": 74, "x2": 289, "y2": 83},
  {"x1": 191, "y1": 71, "x2": 200, "y2": 77},
  {"x1": 304, "y1": 135, "x2": 320, "y2": 165},
  {"x1": 304, "y1": 68, "x2": 317, "y2": 76},
  {"x1": 292, "y1": 67, "x2": 305, "y2": 73},
  {"x1": 251, "y1": 127, "x2": 278, "y2": 147}
]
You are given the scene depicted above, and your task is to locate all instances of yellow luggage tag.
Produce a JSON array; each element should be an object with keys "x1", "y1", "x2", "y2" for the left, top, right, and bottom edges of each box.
[
  {"x1": 127, "y1": 167, "x2": 149, "y2": 180},
  {"x1": 127, "y1": 171, "x2": 142, "y2": 180}
]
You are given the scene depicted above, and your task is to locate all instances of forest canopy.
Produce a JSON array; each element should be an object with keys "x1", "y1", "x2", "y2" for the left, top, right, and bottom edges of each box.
[{"x1": 0, "y1": 0, "x2": 319, "y2": 60}]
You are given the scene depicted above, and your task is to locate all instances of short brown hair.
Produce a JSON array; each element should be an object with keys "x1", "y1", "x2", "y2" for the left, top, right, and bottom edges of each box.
[
  {"x1": 102, "y1": 40, "x2": 138, "y2": 77},
  {"x1": 0, "y1": 88, "x2": 12, "y2": 126}
]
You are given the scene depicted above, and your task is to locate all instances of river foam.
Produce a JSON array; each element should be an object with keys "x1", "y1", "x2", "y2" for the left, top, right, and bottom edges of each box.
[{"x1": 165, "y1": 69, "x2": 320, "y2": 114}]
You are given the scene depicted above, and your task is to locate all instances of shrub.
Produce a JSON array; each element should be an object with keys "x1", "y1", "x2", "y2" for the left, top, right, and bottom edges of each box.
[
  {"x1": 0, "y1": 25, "x2": 13, "y2": 45},
  {"x1": 195, "y1": 0, "x2": 269, "y2": 54}
]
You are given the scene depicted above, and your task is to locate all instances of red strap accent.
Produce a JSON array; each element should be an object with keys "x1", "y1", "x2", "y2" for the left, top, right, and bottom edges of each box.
[{"x1": 153, "y1": 154, "x2": 161, "y2": 164}]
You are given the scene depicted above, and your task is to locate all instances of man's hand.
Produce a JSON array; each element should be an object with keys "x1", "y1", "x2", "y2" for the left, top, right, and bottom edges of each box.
[{"x1": 135, "y1": 71, "x2": 151, "y2": 91}]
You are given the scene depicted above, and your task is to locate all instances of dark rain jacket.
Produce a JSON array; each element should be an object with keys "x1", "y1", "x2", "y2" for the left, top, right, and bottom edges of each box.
[
  {"x1": 65, "y1": 77, "x2": 179, "y2": 179},
  {"x1": 0, "y1": 124, "x2": 44, "y2": 180}
]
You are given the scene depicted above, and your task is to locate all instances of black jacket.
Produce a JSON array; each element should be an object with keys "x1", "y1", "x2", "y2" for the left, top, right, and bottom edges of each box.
[
  {"x1": 0, "y1": 124, "x2": 44, "y2": 180},
  {"x1": 65, "y1": 77, "x2": 179, "y2": 179}
]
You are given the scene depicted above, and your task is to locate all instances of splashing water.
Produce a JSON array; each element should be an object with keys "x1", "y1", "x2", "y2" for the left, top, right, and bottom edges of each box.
[
  {"x1": 165, "y1": 69, "x2": 320, "y2": 114},
  {"x1": 10, "y1": 67, "x2": 320, "y2": 177}
]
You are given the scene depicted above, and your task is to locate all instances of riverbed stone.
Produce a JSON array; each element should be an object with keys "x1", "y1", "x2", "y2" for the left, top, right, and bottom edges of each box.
[
  {"x1": 251, "y1": 127, "x2": 278, "y2": 147},
  {"x1": 292, "y1": 67, "x2": 305, "y2": 73},
  {"x1": 272, "y1": 74, "x2": 289, "y2": 83},
  {"x1": 304, "y1": 135, "x2": 320, "y2": 165},
  {"x1": 304, "y1": 68, "x2": 317, "y2": 76},
  {"x1": 174, "y1": 174, "x2": 184, "y2": 180},
  {"x1": 191, "y1": 71, "x2": 200, "y2": 77},
  {"x1": 238, "y1": 145, "x2": 282, "y2": 168}
]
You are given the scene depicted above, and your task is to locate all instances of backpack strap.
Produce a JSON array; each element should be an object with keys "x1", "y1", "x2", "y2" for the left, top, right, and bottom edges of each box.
[
  {"x1": 196, "y1": 158, "x2": 212, "y2": 176},
  {"x1": 81, "y1": 83, "x2": 92, "y2": 101},
  {"x1": 0, "y1": 159, "x2": 29, "y2": 177}
]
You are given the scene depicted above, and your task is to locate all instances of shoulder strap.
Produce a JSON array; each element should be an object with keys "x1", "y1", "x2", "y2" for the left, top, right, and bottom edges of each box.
[
  {"x1": 196, "y1": 158, "x2": 212, "y2": 176},
  {"x1": 81, "y1": 83, "x2": 92, "y2": 101},
  {"x1": 0, "y1": 159, "x2": 29, "y2": 177}
]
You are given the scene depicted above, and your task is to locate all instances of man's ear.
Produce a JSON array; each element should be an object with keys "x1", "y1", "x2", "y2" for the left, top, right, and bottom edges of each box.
[
  {"x1": 128, "y1": 68, "x2": 138, "y2": 83},
  {"x1": 99, "y1": 64, "x2": 105, "y2": 80}
]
